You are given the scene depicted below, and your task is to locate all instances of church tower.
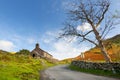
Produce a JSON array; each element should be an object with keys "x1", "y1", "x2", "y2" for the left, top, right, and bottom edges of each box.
[{"x1": 35, "y1": 43, "x2": 40, "y2": 49}]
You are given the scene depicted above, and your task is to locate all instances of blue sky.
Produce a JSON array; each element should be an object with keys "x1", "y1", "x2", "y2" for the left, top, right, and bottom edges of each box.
[{"x1": 0, "y1": 0, "x2": 120, "y2": 60}]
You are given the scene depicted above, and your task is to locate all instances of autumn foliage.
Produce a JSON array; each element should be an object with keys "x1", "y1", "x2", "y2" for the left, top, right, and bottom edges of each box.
[{"x1": 75, "y1": 34, "x2": 120, "y2": 62}]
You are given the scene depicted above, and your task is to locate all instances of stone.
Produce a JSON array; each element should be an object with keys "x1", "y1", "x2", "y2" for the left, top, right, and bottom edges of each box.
[{"x1": 71, "y1": 61, "x2": 120, "y2": 72}]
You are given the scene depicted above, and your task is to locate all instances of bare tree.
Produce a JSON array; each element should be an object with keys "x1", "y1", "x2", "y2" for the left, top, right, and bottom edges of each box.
[{"x1": 59, "y1": 0, "x2": 119, "y2": 63}]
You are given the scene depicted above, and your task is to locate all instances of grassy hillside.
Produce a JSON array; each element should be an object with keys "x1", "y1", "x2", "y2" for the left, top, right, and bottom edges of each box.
[
  {"x1": 0, "y1": 50, "x2": 55, "y2": 80},
  {"x1": 75, "y1": 34, "x2": 120, "y2": 62},
  {"x1": 60, "y1": 58, "x2": 74, "y2": 64}
]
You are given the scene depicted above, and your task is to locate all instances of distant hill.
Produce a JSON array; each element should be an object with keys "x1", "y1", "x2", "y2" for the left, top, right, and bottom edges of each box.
[
  {"x1": 75, "y1": 34, "x2": 120, "y2": 62},
  {"x1": 60, "y1": 58, "x2": 74, "y2": 64},
  {"x1": 0, "y1": 50, "x2": 10, "y2": 54}
]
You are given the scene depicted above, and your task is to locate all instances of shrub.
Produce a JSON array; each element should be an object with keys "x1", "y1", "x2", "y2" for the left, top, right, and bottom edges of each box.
[{"x1": 16, "y1": 49, "x2": 30, "y2": 55}]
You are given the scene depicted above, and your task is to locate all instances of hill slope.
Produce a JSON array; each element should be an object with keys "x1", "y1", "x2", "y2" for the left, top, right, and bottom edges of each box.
[
  {"x1": 75, "y1": 34, "x2": 120, "y2": 62},
  {"x1": 0, "y1": 51, "x2": 55, "y2": 80}
]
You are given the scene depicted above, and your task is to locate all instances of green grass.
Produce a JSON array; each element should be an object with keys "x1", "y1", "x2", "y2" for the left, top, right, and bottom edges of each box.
[
  {"x1": 69, "y1": 64, "x2": 120, "y2": 79},
  {"x1": 0, "y1": 53, "x2": 55, "y2": 80}
]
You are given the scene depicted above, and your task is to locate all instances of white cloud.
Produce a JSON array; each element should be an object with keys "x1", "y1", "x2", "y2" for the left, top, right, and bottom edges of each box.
[
  {"x1": 12, "y1": 34, "x2": 37, "y2": 45},
  {"x1": 42, "y1": 30, "x2": 91, "y2": 60},
  {"x1": 43, "y1": 39, "x2": 51, "y2": 43},
  {"x1": 27, "y1": 38, "x2": 35, "y2": 44},
  {"x1": 42, "y1": 31, "x2": 58, "y2": 44},
  {"x1": 49, "y1": 40, "x2": 90, "y2": 60},
  {"x1": 0, "y1": 40, "x2": 15, "y2": 51},
  {"x1": 77, "y1": 22, "x2": 92, "y2": 31},
  {"x1": 46, "y1": 31, "x2": 55, "y2": 36}
]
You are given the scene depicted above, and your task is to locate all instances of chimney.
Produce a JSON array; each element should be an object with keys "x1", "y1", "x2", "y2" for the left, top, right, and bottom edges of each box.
[{"x1": 35, "y1": 43, "x2": 39, "y2": 49}]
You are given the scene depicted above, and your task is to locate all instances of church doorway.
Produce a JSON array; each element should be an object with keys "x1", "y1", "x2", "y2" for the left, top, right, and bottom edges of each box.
[{"x1": 32, "y1": 54, "x2": 35, "y2": 58}]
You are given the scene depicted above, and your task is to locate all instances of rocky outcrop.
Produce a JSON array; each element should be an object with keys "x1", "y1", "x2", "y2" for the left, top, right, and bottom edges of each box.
[{"x1": 71, "y1": 61, "x2": 120, "y2": 72}]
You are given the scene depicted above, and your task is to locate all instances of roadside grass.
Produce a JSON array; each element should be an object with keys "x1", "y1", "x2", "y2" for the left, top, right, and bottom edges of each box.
[
  {"x1": 0, "y1": 53, "x2": 55, "y2": 80},
  {"x1": 69, "y1": 64, "x2": 120, "y2": 79}
]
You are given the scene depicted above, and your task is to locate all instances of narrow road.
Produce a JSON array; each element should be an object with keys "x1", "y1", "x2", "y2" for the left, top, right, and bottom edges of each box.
[{"x1": 40, "y1": 65, "x2": 119, "y2": 80}]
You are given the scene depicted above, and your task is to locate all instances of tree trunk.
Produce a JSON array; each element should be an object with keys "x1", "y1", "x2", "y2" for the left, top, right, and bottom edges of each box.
[
  {"x1": 99, "y1": 40, "x2": 112, "y2": 63},
  {"x1": 99, "y1": 40, "x2": 116, "y2": 73},
  {"x1": 91, "y1": 25, "x2": 112, "y2": 62}
]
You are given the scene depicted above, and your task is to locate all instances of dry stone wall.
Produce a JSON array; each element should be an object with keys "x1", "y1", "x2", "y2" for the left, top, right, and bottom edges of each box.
[{"x1": 71, "y1": 61, "x2": 120, "y2": 72}]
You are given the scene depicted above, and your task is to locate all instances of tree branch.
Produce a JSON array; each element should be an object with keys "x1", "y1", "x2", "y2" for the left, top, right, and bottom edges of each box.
[
  {"x1": 96, "y1": 2, "x2": 110, "y2": 27},
  {"x1": 77, "y1": 34, "x2": 98, "y2": 47}
]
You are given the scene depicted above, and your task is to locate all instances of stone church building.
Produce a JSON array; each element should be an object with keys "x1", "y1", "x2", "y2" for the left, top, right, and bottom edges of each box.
[{"x1": 30, "y1": 43, "x2": 53, "y2": 59}]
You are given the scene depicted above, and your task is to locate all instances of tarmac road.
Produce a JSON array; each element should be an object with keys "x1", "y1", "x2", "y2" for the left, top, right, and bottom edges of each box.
[{"x1": 40, "y1": 65, "x2": 119, "y2": 80}]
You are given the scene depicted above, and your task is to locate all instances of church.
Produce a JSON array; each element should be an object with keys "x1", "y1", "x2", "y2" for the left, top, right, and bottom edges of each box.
[{"x1": 30, "y1": 43, "x2": 53, "y2": 59}]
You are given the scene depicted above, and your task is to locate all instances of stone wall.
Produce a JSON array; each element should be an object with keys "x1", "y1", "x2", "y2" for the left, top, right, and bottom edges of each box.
[{"x1": 71, "y1": 61, "x2": 120, "y2": 72}]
